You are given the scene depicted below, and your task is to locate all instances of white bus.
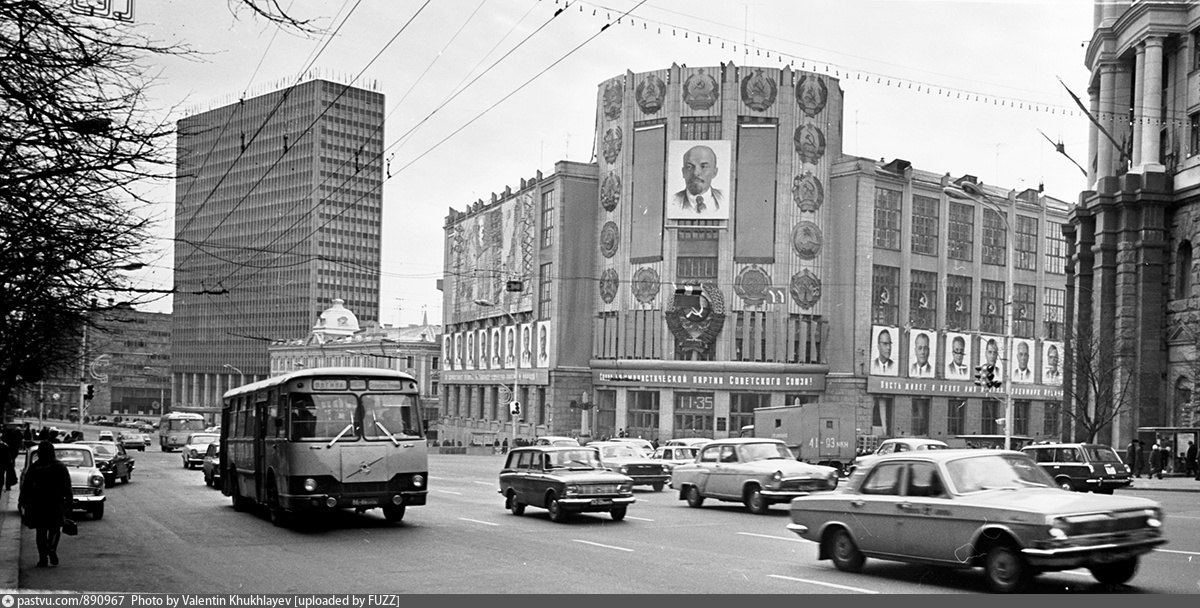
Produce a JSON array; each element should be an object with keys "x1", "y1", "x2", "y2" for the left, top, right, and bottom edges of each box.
[
  {"x1": 220, "y1": 367, "x2": 427, "y2": 525},
  {"x1": 158, "y1": 412, "x2": 206, "y2": 451}
]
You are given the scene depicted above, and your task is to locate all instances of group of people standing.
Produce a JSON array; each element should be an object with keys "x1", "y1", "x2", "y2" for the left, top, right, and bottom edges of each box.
[{"x1": 1125, "y1": 438, "x2": 1200, "y2": 480}]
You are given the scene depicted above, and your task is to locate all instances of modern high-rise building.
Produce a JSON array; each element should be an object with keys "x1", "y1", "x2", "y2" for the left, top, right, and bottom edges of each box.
[{"x1": 172, "y1": 78, "x2": 385, "y2": 411}]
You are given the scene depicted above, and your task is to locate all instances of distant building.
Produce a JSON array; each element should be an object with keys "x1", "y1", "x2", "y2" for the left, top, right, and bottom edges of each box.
[
  {"x1": 440, "y1": 63, "x2": 1070, "y2": 452},
  {"x1": 268, "y1": 300, "x2": 442, "y2": 432},
  {"x1": 172, "y1": 78, "x2": 385, "y2": 411}
]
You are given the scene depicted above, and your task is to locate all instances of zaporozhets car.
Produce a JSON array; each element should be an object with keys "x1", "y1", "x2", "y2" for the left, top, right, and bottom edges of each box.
[
  {"x1": 499, "y1": 446, "x2": 635, "y2": 522},
  {"x1": 670, "y1": 438, "x2": 839, "y2": 514},
  {"x1": 786, "y1": 449, "x2": 1166, "y2": 592}
]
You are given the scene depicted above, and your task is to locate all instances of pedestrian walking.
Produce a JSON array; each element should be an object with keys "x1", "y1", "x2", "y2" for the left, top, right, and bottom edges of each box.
[
  {"x1": 1189, "y1": 440, "x2": 1198, "y2": 478},
  {"x1": 18, "y1": 441, "x2": 72, "y2": 568},
  {"x1": 1126, "y1": 440, "x2": 1142, "y2": 478},
  {"x1": 1150, "y1": 441, "x2": 1164, "y2": 480}
]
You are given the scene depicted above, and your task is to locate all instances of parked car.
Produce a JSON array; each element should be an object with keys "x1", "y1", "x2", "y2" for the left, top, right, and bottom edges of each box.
[
  {"x1": 202, "y1": 442, "x2": 221, "y2": 488},
  {"x1": 591, "y1": 441, "x2": 670, "y2": 491},
  {"x1": 75, "y1": 441, "x2": 134, "y2": 488},
  {"x1": 651, "y1": 445, "x2": 699, "y2": 473},
  {"x1": 670, "y1": 438, "x2": 839, "y2": 514},
  {"x1": 97, "y1": 430, "x2": 115, "y2": 443},
  {"x1": 182, "y1": 433, "x2": 220, "y2": 469},
  {"x1": 117, "y1": 432, "x2": 147, "y2": 452},
  {"x1": 532, "y1": 436, "x2": 580, "y2": 447},
  {"x1": 609, "y1": 437, "x2": 655, "y2": 457},
  {"x1": 787, "y1": 449, "x2": 1166, "y2": 592},
  {"x1": 848, "y1": 437, "x2": 949, "y2": 475},
  {"x1": 1021, "y1": 443, "x2": 1132, "y2": 494},
  {"x1": 498, "y1": 445, "x2": 635, "y2": 522},
  {"x1": 665, "y1": 437, "x2": 711, "y2": 448},
  {"x1": 19, "y1": 444, "x2": 106, "y2": 519}
]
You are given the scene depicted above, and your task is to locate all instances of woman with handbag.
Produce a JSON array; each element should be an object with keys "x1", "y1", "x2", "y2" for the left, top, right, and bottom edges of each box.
[{"x1": 18, "y1": 441, "x2": 73, "y2": 567}]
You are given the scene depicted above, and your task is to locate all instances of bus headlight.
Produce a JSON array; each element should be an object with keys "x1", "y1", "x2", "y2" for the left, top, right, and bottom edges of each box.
[
  {"x1": 303, "y1": 478, "x2": 318, "y2": 492},
  {"x1": 411, "y1": 474, "x2": 424, "y2": 489}
]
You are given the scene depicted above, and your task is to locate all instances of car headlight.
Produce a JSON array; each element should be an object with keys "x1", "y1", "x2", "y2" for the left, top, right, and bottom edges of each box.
[
  {"x1": 302, "y1": 478, "x2": 318, "y2": 492},
  {"x1": 827, "y1": 472, "x2": 840, "y2": 488},
  {"x1": 1146, "y1": 508, "x2": 1163, "y2": 528},
  {"x1": 1047, "y1": 516, "x2": 1069, "y2": 539},
  {"x1": 771, "y1": 471, "x2": 783, "y2": 482},
  {"x1": 619, "y1": 482, "x2": 634, "y2": 494},
  {"x1": 89, "y1": 475, "x2": 104, "y2": 488},
  {"x1": 564, "y1": 484, "x2": 580, "y2": 496},
  {"x1": 411, "y1": 474, "x2": 424, "y2": 488},
  {"x1": 619, "y1": 466, "x2": 628, "y2": 474}
]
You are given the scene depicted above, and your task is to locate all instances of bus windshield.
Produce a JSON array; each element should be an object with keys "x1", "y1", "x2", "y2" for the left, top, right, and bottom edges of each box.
[
  {"x1": 362, "y1": 393, "x2": 422, "y2": 440},
  {"x1": 288, "y1": 393, "x2": 422, "y2": 441},
  {"x1": 168, "y1": 418, "x2": 206, "y2": 432}
]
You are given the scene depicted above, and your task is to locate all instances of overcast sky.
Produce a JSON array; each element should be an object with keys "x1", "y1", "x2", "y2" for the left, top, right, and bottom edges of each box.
[{"x1": 123, "y1": 0, "x2": 1095, "y2": 327}]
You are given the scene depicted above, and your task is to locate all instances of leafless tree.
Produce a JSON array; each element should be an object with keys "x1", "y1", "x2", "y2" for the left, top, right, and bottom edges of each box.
[
  {"x1": 1060, "y1": 324, "x2": 1137, "y2": 443},
  {"x1": 0, "y1": 0, "x2": 316, "y2": 417}
]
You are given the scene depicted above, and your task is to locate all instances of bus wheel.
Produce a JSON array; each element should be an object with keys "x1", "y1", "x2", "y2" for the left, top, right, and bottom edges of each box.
[
  {"x1": 231, "y1": 477, "x2": 247, "y2": 512},
  {"x1": 383, "y1": 505, "x2": 406, "y2": 522}
]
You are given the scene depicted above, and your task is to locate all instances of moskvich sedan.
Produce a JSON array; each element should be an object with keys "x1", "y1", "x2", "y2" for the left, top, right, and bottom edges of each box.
[
  {"x1": 499, "y1": 446, "x2": 635, "y2": 522},
  {"x1": 787, "y1": 449, "x2": 1166, "y2": 593},
  {"x1": 670, "y1": 438, "x2": 839, "y2": 514}
]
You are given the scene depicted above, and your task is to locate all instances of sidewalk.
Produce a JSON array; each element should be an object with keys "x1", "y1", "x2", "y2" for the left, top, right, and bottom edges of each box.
[
  {"x1": 1126, "y1": 473, "x2": 1200, "y2": 493},
  {"x1": 0, "y1": 484, "x2": 20, "y2": 591}
]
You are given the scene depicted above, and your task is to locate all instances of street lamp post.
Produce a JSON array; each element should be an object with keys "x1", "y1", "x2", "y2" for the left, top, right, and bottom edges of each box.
[
  {"x1": 222, "y1": 363, "x2": 244, "y2": 385},
  {"x1": 475, "y1": 299, "x2": 519, "y2": 450},
  {"x1": 945, "y1": 182, "x2": 1015, "y2": 450}
]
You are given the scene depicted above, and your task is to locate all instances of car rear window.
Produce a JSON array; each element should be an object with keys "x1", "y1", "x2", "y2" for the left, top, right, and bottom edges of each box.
[{"x1": 1084, "y1": 446, "x2": 1124, "y2": 463}]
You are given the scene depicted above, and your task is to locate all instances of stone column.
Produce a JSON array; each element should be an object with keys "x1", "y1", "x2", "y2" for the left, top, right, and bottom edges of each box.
[
  {"x1": 1097, "y1": 64, "x2": 1118, "y2": 180},
  {"x1": 1088, "y1": 88, "x2": 1099, "y2": 188},
  {"x1": 1131, "y1": 44, "x2": 1145, "y2": 168},
  {"x1": 1140, "y1": 37, "x2": 1164, "y2": 171}
]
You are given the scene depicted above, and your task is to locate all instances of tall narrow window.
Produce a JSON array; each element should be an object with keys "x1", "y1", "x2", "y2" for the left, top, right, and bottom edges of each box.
[
  {"x1": 946, "y1": 275, "x2": 973, "y2": 331},
  {"x1": 982, "y1": 208, "x2": 1007, "y2": 267},
  {"x1": 538, "y1": 263, "x2": 553, "y2": 319},
  {"x1": 1015, "y1": 215, "x2": 1038, "y2": 271},
  {"x1": 981, "y1": 400, "x2": 1000, "y2": 435},
  {"x1": 1013, "y1": 283, "x2": 1036, "y2": 338},
  {"x1": 1013, "y1": 401, "x2": 1030, "y2": 436},
  {"x1": 909, "y1": 270, "x2": 937, "y2": 329},
  {"x1": 1042, "y1": 402, "x2": 1060, "y2": 437},
  {"x1": 539, "y1": 190, "x2": 555, "y2": 249},
  {"x1": 1043, "y1": 287, "x2": 1065, "y2": 340},
  {"x1": 872, "y1": 265, "x2": 900, "y2": 326},
  {"x1": 948, "y1": 202, "x2": 974, "y2": 261},
  {"x1": 981, "y1": 280, "x2": 1005, "y2": 335},
  {"x1": 947, "y1": 399, "x2": 965, "y2": 436},
  {"x1": 911, "y1": 398, "x2": 930, "y2": 436},
  {"x1": 874, "y1": 188, "x2": 901, "y2": 250},
  {"x1": 1178, "y1": 241, "x2": 1193, "y2": 299},
  {"x1": 677, "y1": 229, "x2": 719, "y2": 282},
  {"x1": 911, "y1": 194, "x2": 939, "y2": 256},
  {"x1": 1045, "y1": 220, "x2": 1066, "y2": 274}
]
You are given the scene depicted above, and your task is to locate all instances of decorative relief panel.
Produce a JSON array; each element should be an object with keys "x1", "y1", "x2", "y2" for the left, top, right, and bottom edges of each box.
[
  {"x1": 600, "y1": 172, "x2": 621, "y2": 212},
  {"x1": 599, "y1": 268, "x2": 619, "y2": 304},
  {"x1": 790, "y1": 270, "x2": 822, "y2": 309},
  {"x1": 633, "y1": 267, "x2": 660, "y2": 304},
  {"x1": 599, "y1": 221, "x2": 620, "y2": 258},
  {"x1": 635, "y1": 73, "x2": 666, "y2": 114},
  {"x1": 740, "y1": 68, "x2": 777, "y2": 111},
  {"x1": 791, "y1": 221, "x2": 823, "y2": 260},
  {"x1": 683, "y1": 69, "x2": 719, "y2": 110}
]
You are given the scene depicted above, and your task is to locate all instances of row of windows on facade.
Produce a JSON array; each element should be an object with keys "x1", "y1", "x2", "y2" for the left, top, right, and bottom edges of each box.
[
  {"x1": 873, "y1": 397, "x2": 1060, "y2": 438},
  {"x1": 874, "y1": 188, "x2": 1067, "y2": 274},
  {"x1": 873, "y1": 266, "x2": 1065, "y2": 339}
]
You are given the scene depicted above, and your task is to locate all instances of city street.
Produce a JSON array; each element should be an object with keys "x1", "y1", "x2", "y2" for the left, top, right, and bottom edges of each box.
[{"x1": 18, "y1": 451, "x2": 1200, "y2": 594}]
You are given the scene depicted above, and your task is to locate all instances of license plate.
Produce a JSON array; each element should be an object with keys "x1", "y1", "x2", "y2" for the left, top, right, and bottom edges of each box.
[
  {"x1": 1105, "y1": 465, "x2": 1116, "y2": 474},
  {"x1": 352, "y1": 498, "x2": 377, "y2": 506},
  {"x1": 590, "y1": 498, "x2": 612, "y2": 506}
]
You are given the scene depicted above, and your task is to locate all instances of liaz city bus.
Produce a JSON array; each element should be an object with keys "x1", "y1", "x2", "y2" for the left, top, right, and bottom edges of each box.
[
  {"x1": 158, "y1": 412, "x2": 207, "y2": 452},
  {"x1": 220, "y1": 367, "x2": 427, "y2": 525}
]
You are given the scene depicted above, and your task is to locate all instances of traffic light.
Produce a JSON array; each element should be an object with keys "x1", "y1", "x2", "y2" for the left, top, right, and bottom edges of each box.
[
  {"x1": 988, "y1": 367, "x2": 1002, "y2": 389},
  {"x1": 510, "y1": 401, "x2": 521, "y2": 417},
  {"x1": 84, "y1": 384, "x2": 95, "y2": 400},
  {"x1": 973, "y1": 365, "x2": 986, "y2": 387},
  {"x1": 974, "y1": 365, "x2": 1001, "y2": 389}
]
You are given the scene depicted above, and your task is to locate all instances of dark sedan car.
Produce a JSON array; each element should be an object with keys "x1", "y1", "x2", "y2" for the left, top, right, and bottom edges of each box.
[
  {"x1": 75, "y1": 440, "x2": 134, "y2": 488},
  {"x1": 499, "y1": 446, "x2": 635, "y2": 522},
  {"x1": 787, "y1": 449, "x2": 1166, "y2": 592},
  {"x1": 202, "y1": 442, "x2": 221, "y2": 488},
  {"x1": 1021, "y1": 443, "x2": 1132, "y2": 494}
]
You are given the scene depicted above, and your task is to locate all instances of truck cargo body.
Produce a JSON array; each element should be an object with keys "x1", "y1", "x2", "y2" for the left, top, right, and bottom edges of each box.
[{"x1": 751, "y1": 403, "x2": 854, "y2": 472}]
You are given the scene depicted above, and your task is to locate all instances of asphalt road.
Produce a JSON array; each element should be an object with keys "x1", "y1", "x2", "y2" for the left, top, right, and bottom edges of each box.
[{"x1": 17, "y1": 450, "x2": 1200, "y2": 594}]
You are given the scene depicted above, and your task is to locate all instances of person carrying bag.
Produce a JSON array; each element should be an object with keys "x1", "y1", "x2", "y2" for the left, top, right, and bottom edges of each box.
[{"x1": 18, "y1": 442, "x2": 73, "y2": 567}]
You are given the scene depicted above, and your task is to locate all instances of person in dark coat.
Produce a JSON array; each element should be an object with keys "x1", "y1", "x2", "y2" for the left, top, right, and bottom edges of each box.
[
  {"x1": 1126, "y1": 440, "x2": 1142, "y2": 478},
  {"x1": 18, "y1": 442, "x2": 72, "y2": 568},
  {"x1": 1190, "y1": 440, "x2": 1200, "y2": 479}
]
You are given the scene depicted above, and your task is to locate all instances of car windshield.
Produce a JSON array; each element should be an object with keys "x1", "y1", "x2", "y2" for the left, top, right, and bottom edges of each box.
[
  {"x1": 920, "y1": 444, "x2": 949, "y2": 450},
  {"x1": 946, "y1": 454, "x2": 1055, "y2": 493},
  {"x1": 600, "y1": 445, "x2": 641, "y2": 459},
  {"x1": 188, "y1": 434, "x2": 219, "y2": 445},
  {"x1": 1084, "y1": 446, "x2": 1124, "y2": 463},
  {"x1": 739, "y1": 442, "x2": 793, "y2": 462},
  {"x1": 551, "y1": 449, "x2": 601, "y2": 469},
  {"x1": 54, "y1": 449, "x2": 94, "y2": 468},
  {"x1": 86, "y1": 444, "x2": 117, "y2": 457}
]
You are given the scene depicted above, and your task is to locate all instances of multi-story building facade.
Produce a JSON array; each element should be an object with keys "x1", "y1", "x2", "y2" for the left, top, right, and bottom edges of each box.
[
  {"x1": 441, "y1": 63, "x2": 1070, "y2": 450},
  {"x1": 172, "y1": 78, "x2": 385, "y2": 411},
  {"x1": 268, "y1": 299, "x2": 442, "y2": 433}
]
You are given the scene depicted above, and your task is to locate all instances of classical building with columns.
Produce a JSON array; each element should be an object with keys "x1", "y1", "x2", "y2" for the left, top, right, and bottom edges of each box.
[{"x1": 1066, "y1": 0, "x2": 1200, "y2": 445}]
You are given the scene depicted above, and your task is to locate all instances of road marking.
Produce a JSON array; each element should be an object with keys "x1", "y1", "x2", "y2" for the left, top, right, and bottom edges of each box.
[
  {"x1": 472, "y1": 481, "x2": 494, "y2": 486},
  {"x1": 436, "y1": 489, "x2": 463, "y2": 496},
  {"x1": 1156, "y1": 548, "x2": 1200, "y2": 557},
  {"x1": 624, "y1": 515, "x2": 654, "y2": 522},
  {"x1": 458, "y1": 517, "x2": 499, "y2": 526},
  {"x1": 768, "y1": 574, "x2": 879, "y2": 594},
  {"x1": 739, "y1": 532, "x2": 805, "y2": 543},
  {"x1": 573, "y1": 539, "x2": 634, "y2": 552}
]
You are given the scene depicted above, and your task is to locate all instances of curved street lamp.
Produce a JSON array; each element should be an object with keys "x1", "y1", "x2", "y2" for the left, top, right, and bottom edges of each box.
[
  {"x1": 944, "y1": 182, "x2": 1015, "y2": 451},
  {"x1": 475, "y1": 299, "x2": 519, "y2": 450}
]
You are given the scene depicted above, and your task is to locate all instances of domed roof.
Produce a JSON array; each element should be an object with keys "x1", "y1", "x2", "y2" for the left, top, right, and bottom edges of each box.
[{"x1": 312, "y1": 298, "x2": 360, "y2": 340}]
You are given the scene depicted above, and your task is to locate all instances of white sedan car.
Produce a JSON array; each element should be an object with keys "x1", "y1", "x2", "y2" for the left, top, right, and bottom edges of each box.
[{"x1": 182, "y1": 433, "x2": 220, "y2": 469}]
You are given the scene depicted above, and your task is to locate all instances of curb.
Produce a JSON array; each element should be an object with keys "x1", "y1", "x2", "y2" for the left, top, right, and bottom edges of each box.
[{"x1": 0, "y1": 485, "x2": 20, "y2": 590}]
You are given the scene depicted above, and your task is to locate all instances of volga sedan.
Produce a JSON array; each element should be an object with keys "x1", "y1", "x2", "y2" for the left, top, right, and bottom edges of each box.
[
  {"x1": 786, "y1": 450, "x2": 1166, "y2": 593},
  {"x1": 670, "y1": 438, "x2": 839, "y2": 514}
]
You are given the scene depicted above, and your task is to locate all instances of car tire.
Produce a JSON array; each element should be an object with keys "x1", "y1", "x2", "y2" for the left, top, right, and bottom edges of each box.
[
  {"x1": 685, "y1": 486, "x2": 704, "y2": 508},
  {"x1": 103, "y1": 475, "x2": 114, "y2": 489},
  {"x1": 121, "y1": 470, "x2": 130, "y2": 484},
  {"x1": 91, "y1": 502, "x2": 104, "y2": 520},
  {"x1": 610, "y1": 506, "x2": 627, "y2": 521},
  {"x1": 506, "y1": 492, "x2": 525, "y2": 516},
  {"x1": 547, "y1": 493, "x2": 568, "y2": 523},
  {"x1": 652, "y1": 482, "x2": 664, "y2": 492},
  {"x1": 382, "y1": 505, "x2": 406, "y2": 522},
  {"x1": 745, "y1": 486, "x2": 769, "y2": 515},
  {"x1": 1089, "y1": 557, "x2": 1138, "y2": 585},
  {"x1": 983, "y1": 544, "x2": 1031, "y2": 593},
  {"x1": 1056, "y1": 478, "x2": 1074, "y2": 492},
  {"x1": 231, "y1": 477, "x2": 248, "y2": 512},
  {"x1": 827, "y1": 528, "x2": 865, "y2": 573}
]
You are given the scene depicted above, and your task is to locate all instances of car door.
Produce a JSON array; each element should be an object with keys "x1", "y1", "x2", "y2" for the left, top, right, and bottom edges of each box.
[
  {"x1": 114, "y1": 445, "x2": 129, "y2": 477},
  {"x1": 896, "y1": 462, "x2": 962, "y2": 562},
  {"x1": 688, "y1": 445, "x2": 720, "y2": 495},
  {"x1": 1053, "y1": 447, "x2": 1090, "y2": 489},
  {"x1": 845, "y1": 461, "x2": 907, "y2": 555},
  {"x1": 707, "y1": 444, "x2": 742, "y2": 498}
]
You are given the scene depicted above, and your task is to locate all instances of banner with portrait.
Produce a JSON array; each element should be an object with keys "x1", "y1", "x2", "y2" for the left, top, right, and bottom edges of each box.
[
  {"x1": 477, "y1": 329, "x2": 491, "y2": 370},
  {"x1": 519, "y1": 323, "x2": 534, "y2": 369},
  {"x1": 1042, "y1": 340, "x2": 1063, "y2": 385},
  {"x1": 944, "y1": 332, "x2": 971, "y2": 380},
  {"x1": 464, "y1": 330, "x2": 476, "y2": 371},
  {"x1": 535, "y1": 320, "x2": 552, "y2": 368},
  {"x1": 1011, "y1": 338, "x2": 1035, "y2": 384},
  {"x1": 452, "y1": 332, "x2": 463, "y2": 371},
  {"x1": 503, "y1": 326, "x2": 517, "y2": 369},
  {"x1": 442, "y1": 335, "x2": 454, "y2": 371},
  {"x1": 490, "y1": 328, "x2": 502, "y2": 370},
  {"x1": 907, "y1": 329, "x2": 936, "y2": 378},
  {"x1": 869, "y1": 325, "x2": 898, "y2": 377},
  {"x1": 666, "y1": 140, "x2": 732, "y2": 220}
]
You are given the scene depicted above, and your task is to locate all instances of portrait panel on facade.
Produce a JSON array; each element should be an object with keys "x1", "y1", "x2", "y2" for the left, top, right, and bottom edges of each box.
[
  {"x1": 490, "y1": 328, "x2": 502, "y2": 369},
  {"x1": 519, "y1": 322, "x2": 533, "y2": 368},
  {"x1": 979, "y1": 334, "x2": 1004, "y2": 380},
  {"x1": 453, "y1": 332, "x2": 463, "y2": 370},
  {"x1": 477, "y1": 329, "x2": 490, "y2": 370},
  {"x1": 535, "y1": 320, "x2": 552, "y2": 368},
  {"x1": 1042, "y1": 340, "x2": 1063, "y2": 385},
  {"x1": 907, "y1": 329, "x2": 936, "y2": 378},
  {"x1": 666, "y1": 140, "x2": 732, "y2": 220},
  {"x1": 465, "y1": 330, "x2": 476, "y2": 370},
  {"x1": 944, "y1": 331, "x2": 971, "y2": 380},
  {"x1": 443, "y1": 335, "x2": 454, "y2": 371},
  {"x1": 869, "y1": 325, "x2": 898, "y2": 377},
  {"x1": 1011, "y1": 338, "x2": 1035, "y2": 384},
  {"x1": 503, "y1": 325, "x2": 517, "y2": 369}
]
